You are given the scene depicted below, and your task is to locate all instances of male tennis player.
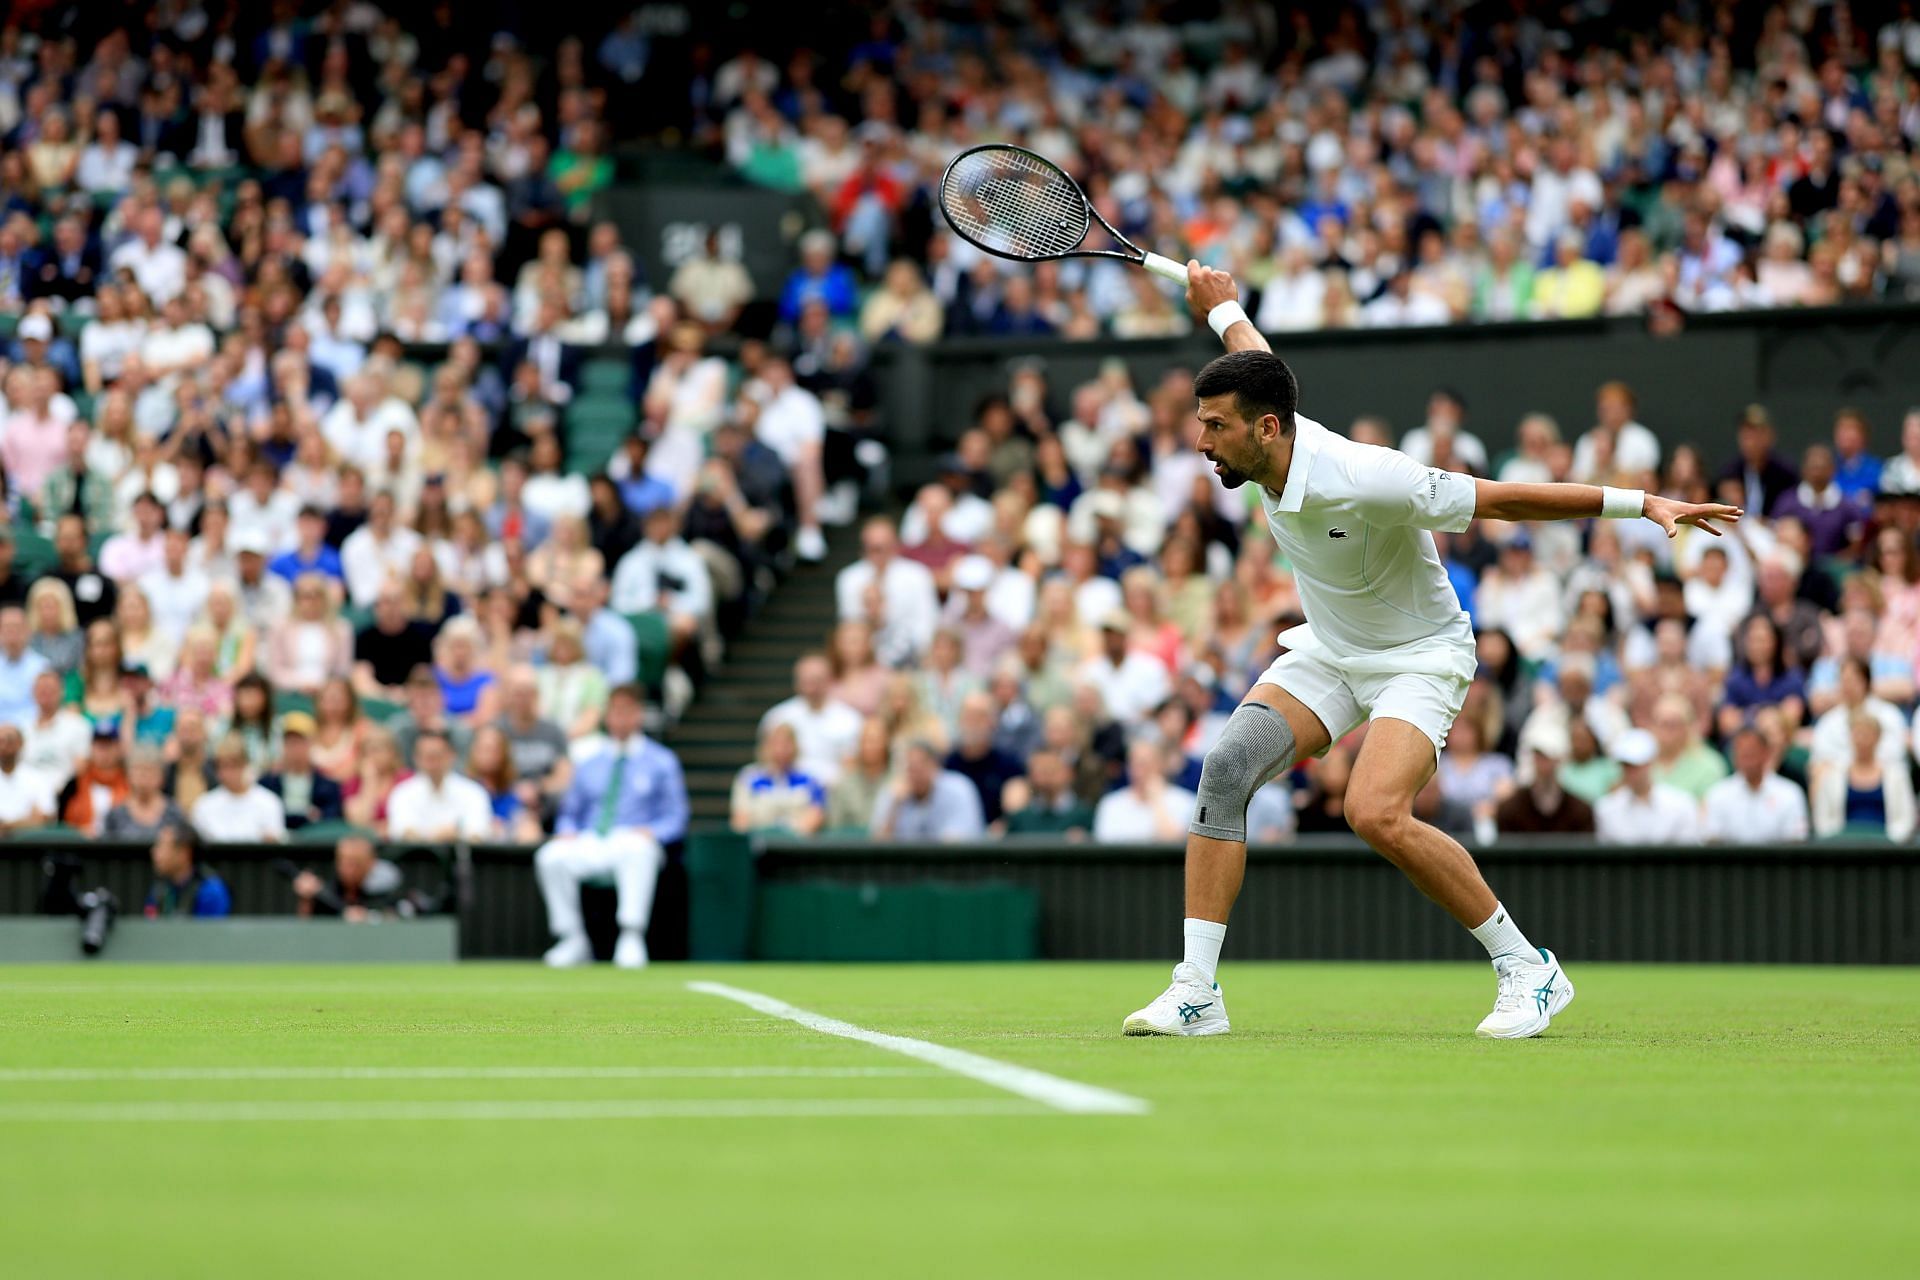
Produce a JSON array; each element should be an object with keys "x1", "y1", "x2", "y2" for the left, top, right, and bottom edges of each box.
[{"x1": 1123, "y1": 264, "x2": 1741, "y2": 1038}]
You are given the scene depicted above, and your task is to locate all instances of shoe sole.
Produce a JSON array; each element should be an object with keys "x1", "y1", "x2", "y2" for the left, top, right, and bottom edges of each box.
[
  {"x1": 1121, "y1": 1018, "x2": 1232, "y2": 1037},
  {"x1": 1475, "y1": 963, "x2": 1576, "y2": 1040}
]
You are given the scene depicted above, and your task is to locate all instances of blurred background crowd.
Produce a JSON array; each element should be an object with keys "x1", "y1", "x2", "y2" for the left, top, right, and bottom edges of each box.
[
  {"x1": 706, "y1": 0, "x2": 1920, "y2": 334},
  {"x1": 0, "y1": 1, "x2": 1916, "y2": 860}
]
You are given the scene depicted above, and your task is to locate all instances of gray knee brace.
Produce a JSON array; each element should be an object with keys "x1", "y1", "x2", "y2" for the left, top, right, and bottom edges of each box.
[{"x1": 1190, "y1": 702, "x2": 1297, "y2": 842}]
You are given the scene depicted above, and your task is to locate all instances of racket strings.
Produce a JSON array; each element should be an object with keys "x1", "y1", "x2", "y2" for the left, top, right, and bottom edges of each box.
[{"x1": 943, "y1": 149, "x2": 1090, "y2": 258}]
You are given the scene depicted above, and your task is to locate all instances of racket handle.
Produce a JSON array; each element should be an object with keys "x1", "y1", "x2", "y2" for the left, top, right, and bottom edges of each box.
[{"x1": 1141, "y1": 252, "x2": 1190, "y2": 284}]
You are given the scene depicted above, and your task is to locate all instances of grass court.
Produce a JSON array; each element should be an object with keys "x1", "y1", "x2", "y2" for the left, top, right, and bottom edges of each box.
[{"x1": 2, "y1": 962, "x2": 1915, "y2": 1278}]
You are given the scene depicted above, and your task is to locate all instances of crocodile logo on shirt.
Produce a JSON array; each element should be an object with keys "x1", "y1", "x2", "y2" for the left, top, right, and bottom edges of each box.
[{"x1": 1328, "y1": 528, "x2": 1349, "y2": 539}]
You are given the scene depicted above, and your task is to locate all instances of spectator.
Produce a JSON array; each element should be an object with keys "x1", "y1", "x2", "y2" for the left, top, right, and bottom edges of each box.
[
  {"x1": 1647, "y1": 694, "x2": 1730, "y2": 802},
  {"x1": 1076, "y1": 612, "x2": 1171, "y2": 728},
  {"x1": 1718, "y1": 406, "x2": 1799, "y2": 519},
  {"x1": 1094, "y1": 739, "x2": 1199, "y2": 842},
  {"x1": 353, "y1": 584, "x2": 439, "y2": 700},
  {"x1": 191, "y1": 736, "x2": 288, "y2": 844},
  {"x1": 340, "y1": 490, "x2": 422, "y2": 609},
  {"x1": 1831, "y1": 409, "x2": 1882, "y2": 503},
  {"x1": 260, "y1": 713, "x2": 344, "y2": 832},
  {"x1": 669, "y1": 229, "x2": 754, "y2": 332},
  {"x1": 1811, "y1": 712, "x2": 1916, "y2": 841},
  {"x1": 1809, "y1": 658, "x2": 1907, "y2": 771},
  {"x1": 309, "y1": 678, "x2": 369, "y2": 783},
  {"x1": 158, "y1": 626, "x2": 234, "y2": 722},
  {"x1": 1593, "y1": 729, "x2": 1700, "y2": 845},
  {"x1": 389, "y1": 665, "x2": 474, "y2": 768},
  {"x1": 1770, "y1": 446, "x2": 1869, "y2": 559},
  {"x1": 293, "y1": 832, "x2": 406, "y2": 922},
  {"x1": 610, "y1": 505, "x2": 714, "y2": 652},
  {"x1": 836, "y1": 516, "x2": 938, "y2": 656},
  {"x1": 463, "y1": 726, "x2": 543, "y2": 844},
  {"x1": 1000, "y1": 749, "x2": 1096, "y2": 837},
  {"x1": 59, "y1": 725, "x2": 132, "y2": 836},
  {"x1": 104, "y1": 745, "x2": 189, "y2": 841},
  {"x1": 0, "y1": 606, "x2": 51, "y2": 728},
  {"x1": 1494, "y1": 722, "x2": 1594, "y2": 836},
  {"x1": 1719, "y1": 614, "x2": 1806, "y2": 740},
  {"x1": 143, "y1": 822, "x2": 232, "y2": 919},
  {"x1": 385, "y1": 728, "x2": 495, "y2": 843},
  {"x1": 826, "y1": 719, "x2": 894, "y2": 834},
  {"x1": 0, "y1": 723, "x2": 56, "y2": 836},
  {"x1": 760, "y1": 653, "x2": 863, "y2": 787},
  {"x1": 1434, "y1": 715, "x2": 1513, "y2": 835},
  {"x1": 944, "y1": 692, "x2": 1023, "y2": 827},
  {"x1": 535, "y1": 685, "x2": 689, "y2": 969},
  {"x1": 870, "y1": 738, "x2": 984, "y2": 841},
  {"x1": 731, "y1": 722, "x2": 827, "y2": 836},
  {"x1": 431, "y1": 617, "x2": 500, "y2": 726},
  {"x1": 341, "y1": 726, "x2": 409, "y2": 832},
  {"x1": 22, "y1": 669, "x2": 90, "y2": 785},
  {"x1": 1701, "y1": 727, "x2": 1810, "y2": 846},
  {"x1": 265, "y1": 573, "x2": 354, "y2": 697},
  {"x1": 944, "y1": 556, "x2": 1018, "y2": 679},
  {"x1": 779, "y1": 229, "x2": 857, "y2": 324},
  {"x1": 23, "y1": 580, "x2": 81, "y2": 677}
]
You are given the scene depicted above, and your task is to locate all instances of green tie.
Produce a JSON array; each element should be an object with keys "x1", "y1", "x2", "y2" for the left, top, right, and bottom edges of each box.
[{"x1": 595, "y1": 753, "x2": 627, "y2": 836}]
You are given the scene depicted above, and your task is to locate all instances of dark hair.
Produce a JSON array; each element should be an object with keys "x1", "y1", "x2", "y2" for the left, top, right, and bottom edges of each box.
[
  {"x1": 609, "y1": 683, "x2": 647, "y2": 707},
  {"x1": 159, "y1": 820, "x2": 201, "y2": 861},
  {"x1": 1193, "y1": 350, "x2": 1298, "y2": 432},
  {"x1": 413, "y1": 727, "x2": 453, "y2": 751}
]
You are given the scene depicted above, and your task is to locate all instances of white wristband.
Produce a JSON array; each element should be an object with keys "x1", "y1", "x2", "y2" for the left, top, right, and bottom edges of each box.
[
  {"x1": 1601, "y1": 486, "x2": 1646, "y2": 520},
  {"x1": 1207, "y1": 300, "x2": 1250, "y2": 339}
]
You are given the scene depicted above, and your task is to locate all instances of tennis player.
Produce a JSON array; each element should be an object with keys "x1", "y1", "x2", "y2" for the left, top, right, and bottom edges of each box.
[{"x1": 1123, "y1": 265, "x2": 1741, "y2": 1038}]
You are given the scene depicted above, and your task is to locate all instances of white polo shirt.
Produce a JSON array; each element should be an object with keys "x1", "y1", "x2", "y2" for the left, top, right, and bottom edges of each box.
[
  {"x1": 1701, "y1": 772, "x2": 1810, "y2": 845},
  {"x1": 0, "y1": 763, "x2": 57, "y2": 825},
  {"x1": 1593, "y1": 783, "x2": 1702, "y2": 845},
  {"x1": 192, "y1": 785, "x2": 288, "y2": 843},
  {"x1": 1256, "y1": 415, "x2": 1477, "y2": 662},
  {"x1": 385, "y1": 772, "x2": 496, "y2": 842}
]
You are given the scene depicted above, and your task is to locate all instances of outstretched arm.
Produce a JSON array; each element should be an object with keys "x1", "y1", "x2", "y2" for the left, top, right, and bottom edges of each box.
[
  {"x1": 1474, "y1": 479, "x2": 1743, "y2": 539},
  {"x1": 1185, "y1": 262, "x2": 1269, "y2": 353}
]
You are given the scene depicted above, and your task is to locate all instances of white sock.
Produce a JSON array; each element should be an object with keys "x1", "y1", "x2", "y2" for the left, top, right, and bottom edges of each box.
[
  {"x1": 1182, "y1": 918, "x2": 1227, "y2": 985},
  {"x1": 1469, "y1": 902, "x2": 1539, "y2": 966}
]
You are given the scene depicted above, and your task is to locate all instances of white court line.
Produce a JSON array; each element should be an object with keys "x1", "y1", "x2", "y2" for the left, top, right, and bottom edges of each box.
[
  {"x1": 688, "y1": 981, "x2": 1149, "y2": 1116},
  {"x1": 0, "y1": 1099, "x2": 1045, "y2": 1123},
  {"x1": 0, "y1": 1066, "x2": 939, "y2": 1083}
]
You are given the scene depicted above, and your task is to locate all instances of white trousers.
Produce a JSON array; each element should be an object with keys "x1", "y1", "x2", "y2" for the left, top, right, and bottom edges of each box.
[{"x1": 534, "y1": 831, "x2": 665, "y2": 939}]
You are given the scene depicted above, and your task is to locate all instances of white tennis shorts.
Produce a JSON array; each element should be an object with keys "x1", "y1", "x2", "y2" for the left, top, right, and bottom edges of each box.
[{"x1": 1255, "y1": 646, "x2": 1470, "y2": 754}]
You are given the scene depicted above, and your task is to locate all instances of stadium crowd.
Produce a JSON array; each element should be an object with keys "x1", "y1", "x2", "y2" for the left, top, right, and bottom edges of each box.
[
  {"x1": 0, "y1": 6, "x2": 800, "y2": 879},
  {"x1": 707, "y1": 1, "x2": 1920, "y2": 335},
  {"x1": 0, "y1": 1, "x2": 1915, "y2": 880},
  {"x1": 739, "y1": 362, "x2": 1920, "y2": 848}
]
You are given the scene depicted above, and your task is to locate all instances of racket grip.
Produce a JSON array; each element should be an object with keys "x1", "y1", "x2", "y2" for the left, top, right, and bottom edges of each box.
[{"x1": 1142, "y1": 252, "x2": 1190, "y2": 284}]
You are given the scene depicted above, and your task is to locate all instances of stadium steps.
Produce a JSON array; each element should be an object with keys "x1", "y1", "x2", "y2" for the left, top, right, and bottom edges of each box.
[{"x1": 665, "y1": 531, "x2": 865, "y2": 824}]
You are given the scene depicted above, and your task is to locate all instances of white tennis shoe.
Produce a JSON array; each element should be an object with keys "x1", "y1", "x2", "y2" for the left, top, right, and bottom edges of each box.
[
  {"x1": 1122, "y1": 964, "x2": 1230, "y2": 1036},
  {"x1": 543, "y1": 934, "x2": 592, "y2": 968},
  {"x1": 1476, "y1": 948, "x2": 1574, "y2": 1039}
]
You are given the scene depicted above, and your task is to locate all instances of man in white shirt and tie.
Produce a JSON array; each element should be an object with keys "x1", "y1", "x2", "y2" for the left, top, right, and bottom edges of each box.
[
  {"x1": 1701, "y1": 726, "x2": 1810, "y2": 845},
  {"x1": 535, "y1": 686, "x2": 690, "y2": 970},
  {"x1": 384, "y1": 730, "x2": 497, "y2": 843}
]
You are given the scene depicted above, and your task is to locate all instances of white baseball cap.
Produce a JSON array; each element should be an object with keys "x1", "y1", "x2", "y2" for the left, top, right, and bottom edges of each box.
[{"x1": 1611, "y1": 728, "x2": 1657, "y2": 767}]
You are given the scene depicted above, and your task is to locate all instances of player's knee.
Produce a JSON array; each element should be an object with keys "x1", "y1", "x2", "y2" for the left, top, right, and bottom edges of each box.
[
  {"x1": 534, "y1": 841, "x2": 565, "y2": 871},
  {"x1": 1191, "y1": 702, "x2": 1296, "y2": 841},
  {"x1": 1346, "y1": 796, "x2": 1410, "y2": 848}
]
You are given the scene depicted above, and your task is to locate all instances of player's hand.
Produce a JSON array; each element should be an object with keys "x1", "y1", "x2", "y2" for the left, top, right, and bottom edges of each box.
[
  {"x1": 1185, "y1": 262, "x2": 1238, "y2": 318},
  {"x1": 1644, "y1": 493, "x2": 1743, "y2": 539}
]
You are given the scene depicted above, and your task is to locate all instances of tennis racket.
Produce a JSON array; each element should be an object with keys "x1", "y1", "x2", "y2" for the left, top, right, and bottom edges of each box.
[{"x1": 938, "y1": 143, "x2": 1191, "y2": 285}]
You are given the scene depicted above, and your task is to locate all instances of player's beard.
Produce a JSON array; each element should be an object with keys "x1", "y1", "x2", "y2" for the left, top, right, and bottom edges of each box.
[{"x1": 1214, "y1": 461, "x2": 1250, "y2": 489}]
